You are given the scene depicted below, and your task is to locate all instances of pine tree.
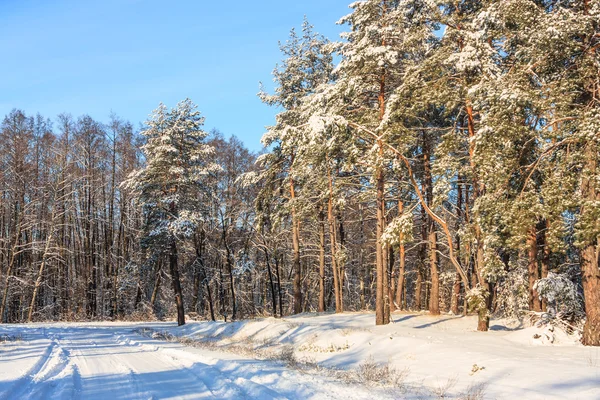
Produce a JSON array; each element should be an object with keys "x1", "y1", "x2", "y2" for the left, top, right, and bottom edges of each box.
[
  {"x1": 332, "y1": 0, "x2": 408, "y2": 325},
  {"x1": 259, "y1": 18, "x2": 335, "y2": 315},
  {"x1": 123, "y1": 99, "x2": 215, "y2": 326},
  {"x1": 525, "y1": 0, "x2": 600, "y2": 345}
]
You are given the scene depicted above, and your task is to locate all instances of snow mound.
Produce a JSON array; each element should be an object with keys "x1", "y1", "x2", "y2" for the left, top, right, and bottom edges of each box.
[{"x1": 505, "y1": 324, "x2": 581, "y2": 346}]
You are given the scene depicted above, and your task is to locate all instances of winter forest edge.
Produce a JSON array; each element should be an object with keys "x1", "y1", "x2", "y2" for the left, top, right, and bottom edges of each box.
[{"x1": 1, "y1": 0, "x2": 600, "y2": 349}]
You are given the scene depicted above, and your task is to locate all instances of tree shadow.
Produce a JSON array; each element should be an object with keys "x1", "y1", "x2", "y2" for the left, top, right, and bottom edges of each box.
[{"x1": 414, "y1": 316, "x2": 463, "y2": 329}]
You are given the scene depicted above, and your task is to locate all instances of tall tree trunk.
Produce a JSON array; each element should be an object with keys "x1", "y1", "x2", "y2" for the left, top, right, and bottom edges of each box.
[
  {"x1": 192, "y1": 272, "x2": 200, "y2": 314},
  {"x1": 581, "y1": 141, "x2": 600, "y2": 346},
  {"x1": 396, "y1": 244, "x2": 405, "y2": 310},
  {"x1": 196, "y1": 251, "x2": 215, "y2": 322},
  {"x1": 318, "y1": 206, "x2": 326, "y2": 312},
  {"x1": 218, "y1": 260, "x2": 226, "y2": 321},
  {"x1": 262, "y1": 244, "x2": 277, "y2": 317},
  {"x1": 169, "y1": 240, "x2": 185, "y2": 326},
  {"x1": 113, "y1": 195, "x2": 126, "y2": 318},
  {"x1": 375, "y1": 28, "x2": 390, "y2": 324},
  {"x1": 0, "y1": 217, "x2": 22, "y2": 323},
  {"x1": 375, "y1": 1, "x2": 390, "y2": 325},
  {"x1": 327, "y1": 164, "x2": 343, "y2": 313},
  {"x1": 108, "y1": 133, "x2": 117, "y2": 317},
  {"x1": 422, "y1": 130, "x2": 440, "y2": 315},
  {"x1": 224, "y1": 241, "x2": 237, "y2": 320},
  {"x1": 428, "y1": 228, "x2": 440, "y2": 315},
  {"x1": 416, "y1": 205, "x2": 427, "y2": 311},
  {"x1": 541, "y1": 220, "x2": 550, "y2": 312},
  {"x1": 359, "y1": 204, "x2": 367, "y2": 310},
  {"x1": 289, "y1": 159, "x2": 302, "y2": 315},
  {"x1": 205, "y1": 272, "x2": 215, "y2": 322},
  {"x1": 337, "y1": 209, "x2": 346, "y2": 310},
  {"x1": 395, "y1": 198, "x2": 406, "y2": 311},
  {"x1": 415, "y1": 266, "x2": 423, "y2": 311},
  {"x1": 451, "y1": 178, "x2": 464, "y2": 315},
  {"x1": 475, "y1": 240, "x2": 491, "y2": 331},
  {"x1": 527, "y1": 226, "x2": 542, "y2": 312},
  {"x1": 388, "y1": 246, "x2": 396, "y2": 312},
  {"x1": 375, "y1": 152, "x2": 389, "y2": 325},
  {"x1": 150, "y1": 260, "x2": 162, "y2": 309},
  {"x1": 466, "y1": 101, "x2": 491, "y2": 332},
  {"x1": 275, "y1": 253, "x2": 283, "y2": 317},
  {"x1": 28, "y1": 228, "x2": 55, "y2": 322}
]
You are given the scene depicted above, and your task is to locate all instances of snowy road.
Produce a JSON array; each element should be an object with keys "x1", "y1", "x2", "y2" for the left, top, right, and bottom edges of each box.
[
  {"x1": 0, "y1": 324, "x2": 394, "y2": 400},
  {"x1": 2, "y1": 314, "x2": 599, "y2": 399}
]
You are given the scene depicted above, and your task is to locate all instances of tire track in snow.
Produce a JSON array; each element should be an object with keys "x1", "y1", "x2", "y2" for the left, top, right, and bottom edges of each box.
[
  {"x1": 62, "y1": 328, "x2": 141, "y2": 400},
  {"x1": 52, "y1": 336, "x2": 82, "y2": 400},
  {"x1": 110, "y1": 330, "x2": 221, "y2": 398},
  {"x1": 2, "y1": 325, "x2": 390, "y2": 399},
  {"x1": 0, "y1": 330, "x2": 68, "y2": 400},
  {"x1": 193, "y1": 363, "x2": 284, "y2": 400},
  {"x1": 123, "y1": 329, "x2": 286, "y2": 399},
  {"x1": 0, "y1": 342, "x2": 55, "y2": 399},
  {"x1": 60, "y1": 327, "x2": 215, "y2": 399},
  {"x1": 24, "y1": 332, "x2": 81, "y2": 400}
]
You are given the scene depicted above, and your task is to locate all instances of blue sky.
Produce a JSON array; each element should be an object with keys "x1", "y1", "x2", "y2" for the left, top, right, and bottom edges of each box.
[{"x1": 0, "y1": 0, "x2": 350, "y2": 151}]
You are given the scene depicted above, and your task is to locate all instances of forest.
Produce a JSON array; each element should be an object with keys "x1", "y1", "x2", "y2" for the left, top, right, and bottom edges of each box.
[{"x1": 0, "y1": 0, "x2": 599, "y2": 349}]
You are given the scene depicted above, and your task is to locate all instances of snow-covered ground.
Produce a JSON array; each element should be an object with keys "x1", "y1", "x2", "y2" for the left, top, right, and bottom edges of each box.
[{"x1": 0, "y1": 312, "x2": 598, "y2": 399}]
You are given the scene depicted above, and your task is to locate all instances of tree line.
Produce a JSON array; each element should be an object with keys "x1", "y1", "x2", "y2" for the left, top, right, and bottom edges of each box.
[{"x1": 1, "y1": 0, "x2": 598, "y2": 347}]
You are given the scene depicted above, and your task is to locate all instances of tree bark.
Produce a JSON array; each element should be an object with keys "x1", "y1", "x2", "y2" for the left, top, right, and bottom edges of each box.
[
  {"x1": 0, "y1": 218, "x2": 22, "y2": 323},
  {"x1": 28, "y1": 228, "x2": 54, "y2": 322},
  {"x1": 150, "y1": 259, "x2": 162, "y2": 308},
  {"x1": 375, "y1": 2, "x2": 390, "y2": 325},
  {"x1": 169, "y1": 240, "x2": 185, "y2": 326},
  {"x1": 475, "y1": 242, "x2": 491, "y2": 331},
  {"x1": 527, "y1": 226, "x2": 542, "y2": 312},
  {"x1": 581, "y1": 141, "x2": 600, "y2": 346},
  {"x1": 394, "y1": 198, "x2": 406, "y2": 311},
  {"x1": 262, "y1": 245, "x2": 278, "y2": 317},
  {"x1": 275, "y1": 253, "x2": 283, "y2": 318},
  {"x1": 327, "y1": 164, "x2": 343, "y2": 313},
  {"x1": 289, "y1": 167, "x2": 302, "y2": 315},
  {"x1": 396, "y1": 245, "x2": 405, "y2": 310},
  {"x1": 222, "y1": 235, "x2": 237, "y2": 320},
  {"x1": 541, "y1": 220, "x2": 550, "y2": 312},
  {"x1": 428, "y1": 228, "x2": 440, "y2": 315},
  {"x1": 466, "y1": 102, "x2": 492, "y2": 332},
  {"x1": 388, "y1": 246, "x2": 396, "y2": 312},
  {"x1": 375, "y1": 153, "x2": 389, "y2": 325},
  {"x1": 318, "y1": 206, "x2": 326, "y2": 312}
]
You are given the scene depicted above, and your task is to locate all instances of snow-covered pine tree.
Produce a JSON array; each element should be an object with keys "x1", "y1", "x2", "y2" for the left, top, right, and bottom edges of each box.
[
  {"x1": 293, "y1": 105, "x2": 359, "y2": 314},
  {"x1": 402, "y1": 0, "x2": 505, "y2": 331},
  {"x1": 259, "y1": 18, "x2": 335, "y2": 315},
  {"x1": 331, "y1": 0, "x2": 409, "y2": 326},
  {"x1": 377, "y1": 0, "x2": 475, "y2": 319},
  {"x1": 523, "y1": 0, "x2": 600, "y2": 345},
  {"x1": 455, "y1": 0, "x2": 599, "y2": 341},
  {"x1": 123, "y1": 99, "x2": 216, "y2": 326},
  {"x1": 455, "y1": 1, "x2": 538, "y2": 324}
]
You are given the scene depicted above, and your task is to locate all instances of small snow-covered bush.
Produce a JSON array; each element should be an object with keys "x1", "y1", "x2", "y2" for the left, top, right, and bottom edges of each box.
[
  {"x1": 459, "y1": 382, "x2": 488, "y2": 400},
  {"x1": 533, "y1": 272, "x2": 585, "y2": 335},
  {"x1": 534, "y1": 272, "x2": 584, "y2": 317},
  {"x1": 495, "y1": 265, "x2": 529, "y2": 319},
  {"x1": 298, "y1": 340, "x2": 350, "y2": 353},
  {"x1": 279, "y1": 345, "x2": 297, "y2": 367},
  {"x1": 354, "y1": 356, "x2": 409, "y2": 388}
]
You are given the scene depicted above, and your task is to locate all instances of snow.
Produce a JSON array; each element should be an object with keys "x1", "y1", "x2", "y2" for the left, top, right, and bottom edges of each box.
[{"x1": 0, "y1": 312, "x2": 598, "y2": 399}]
